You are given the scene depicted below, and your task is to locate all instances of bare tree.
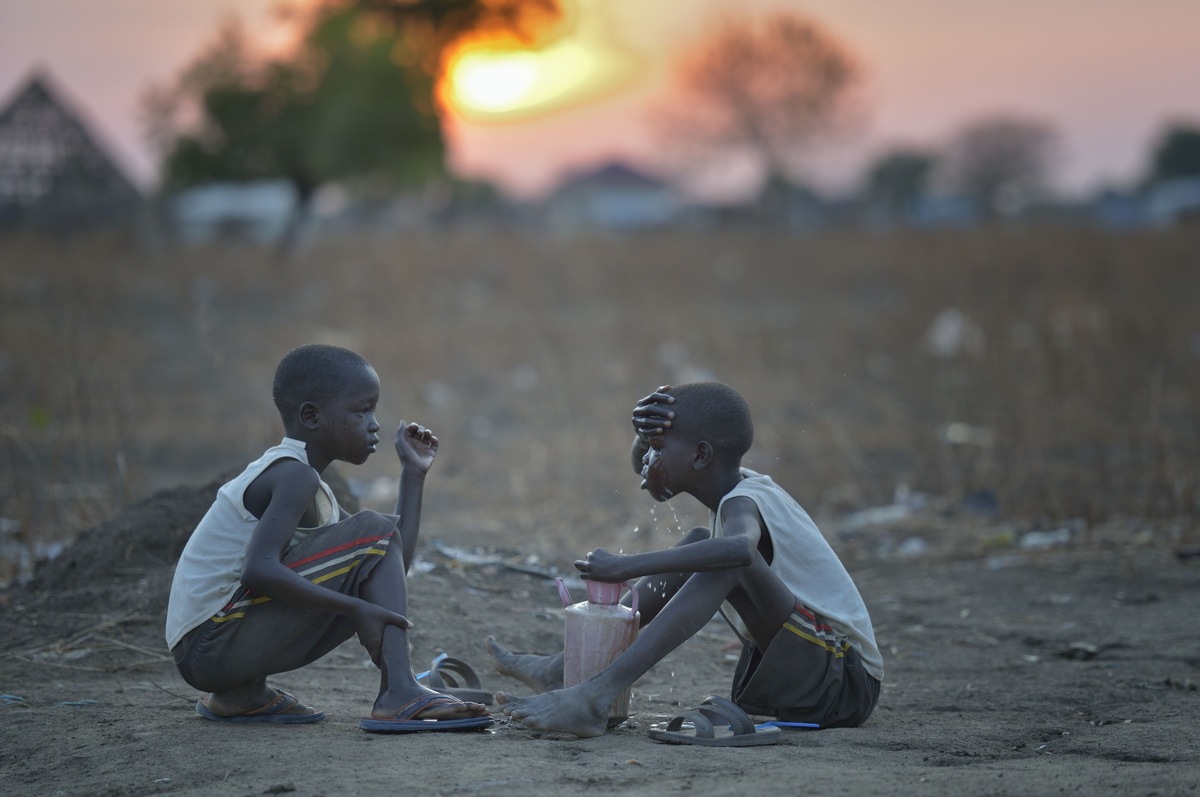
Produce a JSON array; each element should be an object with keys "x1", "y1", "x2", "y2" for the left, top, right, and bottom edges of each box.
[
  {"x1": 659, "y1": 12, "x2": 861, "y2": 192},
  {"x1": 944, "y1": 114, "x2": 1060, "y2": 216}
]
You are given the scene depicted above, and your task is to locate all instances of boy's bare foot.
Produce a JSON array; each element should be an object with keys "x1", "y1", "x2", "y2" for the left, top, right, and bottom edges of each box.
[
  {"x1": 370, "y1": 685, "x2": 489, "y2": 720},
  {"x1": 496, "y1": 688, "x2": 609, "y2": 738},
  {"x1": 486, "y1": 635, "x2": 564, "y2": 693}
]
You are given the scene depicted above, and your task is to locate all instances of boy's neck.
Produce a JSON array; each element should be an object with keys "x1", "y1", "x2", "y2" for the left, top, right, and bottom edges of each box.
[
  {"x1": 692, "y1": 463, "x2": 746, "y2": 512},
  {"x1": 282, "y1": 429, "x2": 329, "y2": 473}
]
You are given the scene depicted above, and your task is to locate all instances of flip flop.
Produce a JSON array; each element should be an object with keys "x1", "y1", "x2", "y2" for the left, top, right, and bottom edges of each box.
[
  {"x1": 648, "y1": 695, "x2": 782, "y2": 747},
  {"x1": 418, "y1": 652, "x2": 495, "y2": 705},
  {"x1": 359, "y1": 693, "x2": 494, "y2": 734},
  {"x1": 195, "y1": 689, "x2": 325, "y2": 725}
]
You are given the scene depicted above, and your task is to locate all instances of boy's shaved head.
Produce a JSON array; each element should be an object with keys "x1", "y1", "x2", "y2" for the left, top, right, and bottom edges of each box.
[
  {"x1": 273, "y1": 344, "x2": 372, "y2": 423},
  {"x1": 667, "y1": 382, "x2": 754, "y2": 464}
]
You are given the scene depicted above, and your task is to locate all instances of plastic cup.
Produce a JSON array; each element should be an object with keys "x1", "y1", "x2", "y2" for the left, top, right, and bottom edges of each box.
[{"x1": 586, "y1": 580, "x2": 623, "y2": 605}]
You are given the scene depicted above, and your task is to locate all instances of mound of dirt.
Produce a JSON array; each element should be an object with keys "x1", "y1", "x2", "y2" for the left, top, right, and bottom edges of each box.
[{"x1": 0, "y1": 467, "x2": 360, "y2": 658}]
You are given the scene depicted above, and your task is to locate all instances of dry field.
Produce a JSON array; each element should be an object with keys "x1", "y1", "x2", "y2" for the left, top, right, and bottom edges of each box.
[
  {"x1": 3, "y1": 223, "x2": 1200, "y2": 797},
  {"x1": 1, "y1": 223, "x2": 1198, "y2": 577}
]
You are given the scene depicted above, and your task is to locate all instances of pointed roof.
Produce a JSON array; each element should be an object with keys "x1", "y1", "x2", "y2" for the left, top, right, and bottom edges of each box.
[
  {"x1": 0, "y1": 69, "x2": 142, "y2": 227},
  {"x1": 557, "y1": 161, "x2": 668, "y2": 193}
]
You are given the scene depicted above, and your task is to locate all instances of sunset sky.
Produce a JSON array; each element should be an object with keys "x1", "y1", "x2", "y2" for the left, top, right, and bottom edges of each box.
[{"x1": 2, "y1": 0, "x2": 1198, "y2": 199}]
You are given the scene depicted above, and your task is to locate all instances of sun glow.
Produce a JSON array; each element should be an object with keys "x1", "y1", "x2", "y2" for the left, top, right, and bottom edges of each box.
[
  {"x1": 445, "y1": 41, "x2": 614, "y2": 121},
  {"x1": 450, "y1": 49, "x2": 541, "y2": 113}
]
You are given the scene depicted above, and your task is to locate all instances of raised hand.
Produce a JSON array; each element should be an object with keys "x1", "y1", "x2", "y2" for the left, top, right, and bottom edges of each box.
[
  {"x1": 394, "y1": 421, "x2": 439, "y2": 473},
  {"x1": 631, "y1": 385, "x2": 675, "y2": 439}
]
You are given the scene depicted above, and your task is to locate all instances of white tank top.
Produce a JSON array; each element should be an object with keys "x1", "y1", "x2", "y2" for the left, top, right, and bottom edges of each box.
[
  {"x1": 165, "y1": 438, "x2": 338, "y2": 648},
  {"x1": 716, "y1": 469, "x2": 884, "y2": 680}
]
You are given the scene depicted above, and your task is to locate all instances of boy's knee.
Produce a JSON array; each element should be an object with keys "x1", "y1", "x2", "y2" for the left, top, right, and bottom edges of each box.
[
  {"x1": 343, "y1": 509, "x2": 400, "y2": 535},
  {"x1": 680, "y1": 526, "x2": 711, "y2": 545}
]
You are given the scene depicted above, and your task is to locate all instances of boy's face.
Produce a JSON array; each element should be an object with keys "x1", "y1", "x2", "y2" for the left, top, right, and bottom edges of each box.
[
  {"x1": 320, "y1": 364, "x2": 382, "y2": 465},
  {"x1": 640, "y1": 432, "x2": 689, "y2": 502}
]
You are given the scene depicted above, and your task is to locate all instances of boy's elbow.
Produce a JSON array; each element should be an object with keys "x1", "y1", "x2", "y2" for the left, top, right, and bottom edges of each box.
[
  {"x1": 240, "y1": 560, "x2": 274, "y2": 593},
  {"x1": 728, "y1": 536, "x2": 756, "y2": 567},
  {"x1": 738, "y1": 539, "x2": 756, "y2": 567}
]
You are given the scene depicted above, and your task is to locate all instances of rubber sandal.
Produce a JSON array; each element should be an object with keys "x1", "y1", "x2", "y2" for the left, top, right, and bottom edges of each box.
[
  {"x1": 419, "y1": 652, "x2": 494, "y2": 705},
  {"x1": 648, "y1": 695, "x2": 782, "y2": 747},
  {"x1": 195, "y1": 688, "x2": 325, "y2": 724},
  {"x1": 359, "y1": 693, "x2": 494, "y2": 733}
]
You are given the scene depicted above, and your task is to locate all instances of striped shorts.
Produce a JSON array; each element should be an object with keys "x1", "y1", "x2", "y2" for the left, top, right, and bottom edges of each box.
[
  {"x1": 172, "y1": 511, "x2": 398, "y2": 694},
  {"x1": 730, "y1": 602, "x2": 881, "y2": 728}
]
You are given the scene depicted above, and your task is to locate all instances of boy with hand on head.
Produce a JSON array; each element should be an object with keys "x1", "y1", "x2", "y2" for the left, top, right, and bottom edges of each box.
[
  {"x1": 490, "y1": 382, "x2": 882, "y2": 740},
  {"x1": 165, "y1": 343, "x2": 491, "y2": 732}
]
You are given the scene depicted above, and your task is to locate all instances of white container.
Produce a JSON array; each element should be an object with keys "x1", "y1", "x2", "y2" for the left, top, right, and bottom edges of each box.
[{"x1": 556, "y1": 577, "x2": 640, "y2": 724}]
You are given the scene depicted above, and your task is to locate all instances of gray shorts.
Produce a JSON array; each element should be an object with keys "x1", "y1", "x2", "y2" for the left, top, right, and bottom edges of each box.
[
  {"x1": 730, "y1": 601, "x2": 881, "y2": 728},
  {"x1": 172, "y1": 511, "x2": 397, "y2": 693}
]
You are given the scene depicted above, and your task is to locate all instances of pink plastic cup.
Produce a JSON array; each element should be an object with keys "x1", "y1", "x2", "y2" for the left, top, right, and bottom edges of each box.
[{"x1": 586, "y1": 580, "x2": 624, "y2": 605}]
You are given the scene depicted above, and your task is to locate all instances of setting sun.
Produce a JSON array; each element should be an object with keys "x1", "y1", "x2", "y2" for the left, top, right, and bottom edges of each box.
[
  {"x1": 445, "y1": 40, "x2": 630, "y2": 121},
  {"x1": 449, "y1": 49, "x2": 541, "y2": 114}
]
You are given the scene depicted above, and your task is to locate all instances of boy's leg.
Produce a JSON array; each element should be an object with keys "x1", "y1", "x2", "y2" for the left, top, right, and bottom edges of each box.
[
  {"x1": 730, "y1": 606, "x2": 881, "y2": 728},
  {"x1": 177, "y1": 511, "x2": 395, "y2": 717},
  {"x1": 358, "y1": 531, "x2": 487, "y2": 720},
  {"x1": 486, "y1": 526, "x2": 712, "y2": 693},
  {"x1": 176, "y1": 511, "x2": 484, "y2": 720},
  {"x1": 498, "y1": 543, "x2": 795, "y2": 737}
]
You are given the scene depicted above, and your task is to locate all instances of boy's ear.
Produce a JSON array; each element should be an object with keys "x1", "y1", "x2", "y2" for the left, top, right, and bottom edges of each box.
[
  {"x1": 693, "y1": 441, "x2": 714, "y2": 469},
  {"x1": 298, "y1": 401, "x2": 321, "y2": 430}
]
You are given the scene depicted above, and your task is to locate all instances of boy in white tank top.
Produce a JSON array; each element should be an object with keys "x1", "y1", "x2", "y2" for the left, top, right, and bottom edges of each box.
[
  {"x1": 166, "y1": 344, "x2": 490, "y2": 732},
  {"x1": 490, "y1": 382, "x2": 882, "y2": 739}
]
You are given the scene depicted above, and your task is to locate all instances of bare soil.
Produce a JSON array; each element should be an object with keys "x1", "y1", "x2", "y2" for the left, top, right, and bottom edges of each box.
[{"x1": 1, "y1": 475, "x2": 1198, "y2": 797}]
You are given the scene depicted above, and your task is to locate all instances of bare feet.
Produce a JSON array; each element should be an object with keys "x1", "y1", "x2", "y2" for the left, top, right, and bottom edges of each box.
[
  {"x1": 496, "y1": 688, "x2": 610, "y2": 738},
  {"x1": 486, "y1": 636, "x2": 565, "y2": 693},
  {"x1": 371, "y1": 685, "x2": 489, "y2": 720}
]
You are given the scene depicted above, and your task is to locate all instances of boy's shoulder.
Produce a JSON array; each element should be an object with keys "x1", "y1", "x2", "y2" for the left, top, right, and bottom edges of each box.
[{"x1": 722, "y1": 469, "x2": 816, "y2": 526}]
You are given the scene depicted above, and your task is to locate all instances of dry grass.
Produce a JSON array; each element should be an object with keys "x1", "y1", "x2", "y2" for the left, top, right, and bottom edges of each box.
[{"x1": 2, "y1": 223, "x2": 1197, "y2": 563}]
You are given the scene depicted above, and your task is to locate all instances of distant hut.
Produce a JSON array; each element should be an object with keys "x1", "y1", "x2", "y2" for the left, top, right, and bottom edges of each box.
[
  {"x1": 0, "y1": 70, "x2": 142, "y2": 230},
  {"x1": 545, "y1": 162, "x2": 682, "y2": 231}
]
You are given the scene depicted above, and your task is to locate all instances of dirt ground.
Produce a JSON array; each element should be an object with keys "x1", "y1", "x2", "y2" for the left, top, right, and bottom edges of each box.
[{"x1": 1, "y1": 475, "x2": 1198, "y2": 797}]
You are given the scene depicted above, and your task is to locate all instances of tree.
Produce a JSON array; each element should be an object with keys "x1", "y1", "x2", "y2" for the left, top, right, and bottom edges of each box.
[
  {"x1": 144, "y1": 0, "x2": 560, "y2": 247},
  {"x1": 659, "y1": 12, "x2": 861, "y2": 195},
  {"x1": 1145, "y1": 124, "x2": 1200, "y2": 185},
  {"x1": 943, "y1": 114, "x2": 1060, "y2": 216},
  {"x1": 863, "y1": 148, "x2": 937, "y2": 218}
]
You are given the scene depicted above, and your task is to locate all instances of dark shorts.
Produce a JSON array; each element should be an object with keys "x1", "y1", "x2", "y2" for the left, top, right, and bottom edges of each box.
[
  {"x1": 172, "y1": 511, "x2": 397, "y2": 693},
  {"x1": 730, "y1": 602, "x2": 881, "y2": 728}
]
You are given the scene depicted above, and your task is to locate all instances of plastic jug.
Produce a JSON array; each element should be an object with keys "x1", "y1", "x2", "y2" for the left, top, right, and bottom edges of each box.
[{"x1": 555, "y1": 577, "x2": 640, "y2": 724}]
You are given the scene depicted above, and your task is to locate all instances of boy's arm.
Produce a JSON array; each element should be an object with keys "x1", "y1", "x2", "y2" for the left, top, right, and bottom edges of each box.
[
  {"x1": 577, "y1": 497, "x2": 762, "y2": 583},
  {"x1": 241, "y1": 460, "x2": 410, "y2": 626},
  {"x1": 393, "y1": 421, "x2": 437, "y2": 571}
]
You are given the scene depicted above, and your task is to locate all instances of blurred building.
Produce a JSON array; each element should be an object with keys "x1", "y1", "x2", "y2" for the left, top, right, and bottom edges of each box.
[
  {"x1": 543, "y1": 161, "x2": 682, "y2": 231},
  {"x1": 169, "y1": 180, "x2": 299, "y2": 246},
  {"x1": 0, "y1": 70, "x2": 142, "y2": 230}
]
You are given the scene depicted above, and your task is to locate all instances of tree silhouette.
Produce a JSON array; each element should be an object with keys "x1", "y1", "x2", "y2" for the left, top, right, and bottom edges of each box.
[
  {"x1": 659, "y1": 12, "x2": 861, "y2": 194},
  {"x1": 943, "y1": 114, "x2": 1060, "y2": 217},
  {"x1": 145, "y1": 0, "x2": 559, "y2": 247},
  {"x1": 1146, "y1": 124, "x2": 1200, "y2": 185},
  {"x1": 864, "y1": 148, "x2": 937, "y2": 219}
]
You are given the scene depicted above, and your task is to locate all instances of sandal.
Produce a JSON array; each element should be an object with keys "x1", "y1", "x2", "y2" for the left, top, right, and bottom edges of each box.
[
  {"x1": 418, "y1": 652, "x2": 494, "y2": 705},
  {"x1": 648, "y1": 695, "x2": 782, "y2": 747}
]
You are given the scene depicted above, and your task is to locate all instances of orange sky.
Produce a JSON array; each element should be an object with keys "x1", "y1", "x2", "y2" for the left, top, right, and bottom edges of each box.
[{"x1": 2, "y1": 0, "x2": 1199, "y2": 199}]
